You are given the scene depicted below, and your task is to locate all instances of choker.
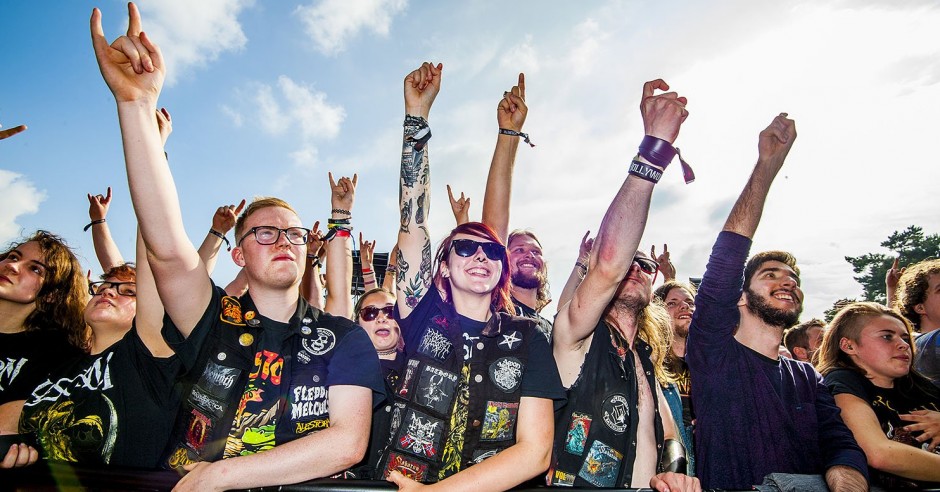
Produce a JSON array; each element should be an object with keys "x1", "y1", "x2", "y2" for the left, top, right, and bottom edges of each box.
[{"x1": 377, "y1": 348, "x2": 397, "y2": 357}]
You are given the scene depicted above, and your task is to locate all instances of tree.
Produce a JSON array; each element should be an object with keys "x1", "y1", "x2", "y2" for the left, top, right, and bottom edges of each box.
[
  {"x1": 824, "y1": 297, "x2": 857, "y2": 323},
  {"x1": 845, "y1": 226, "x2": 940, "y2": 304}
]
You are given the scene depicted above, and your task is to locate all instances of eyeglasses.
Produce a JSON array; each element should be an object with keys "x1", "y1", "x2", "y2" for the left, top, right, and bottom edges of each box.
[
  {"x1": 359, "y1": 305, "x2": 395, "y2": 322},
  {"x1": 633, "y1": 255, "x2": 659, "y2": 275},
  {"x1": 238, "y1": 226, "x2": 311, "y2": 246},
  {"x1": 89, "y1": 281, "x2": 137, "y2": 297},
  {"x1": 450, "y1": 239, "x2": 505, "y2": 261}
]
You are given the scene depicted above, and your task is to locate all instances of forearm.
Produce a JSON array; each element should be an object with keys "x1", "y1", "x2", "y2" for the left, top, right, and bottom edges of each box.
[
  {"x1": 556, "y1": 259, "x2": 587, "y2": 311},
  {"x1": 361, "y1": 266, "x2": 378, "y2": 292},
  {"x1": 722, "y1": 157, "x2": 782, "y2": 238},
  {"x1": 427, "y1": 438, "x2": 550, "y2": 492},
  {"x1": 224, "y1": 269, "x2": 249, "y2": 298},
  {"x1": 196, "y1": 233, "x2": 223, "y2": 275},
  {"x1": 91, "y1": 222, "x2": 125, "y2": 271},
  {"x1": 481, "y1": 134, "x2": 520, "y2": 242},
  {"x1": 824, "y1": 465, "x2": 868, "y2": 492},
  {"x1": 301, "y1": 263, "x2": 324, "y2": 310},
  {"x1": 591, "y1": 167, "x2": 656, "y2": 284},
  {"x1": 324, "y1": 231, "x2": 353, "y2": 319},
  {"x1": 396, "y1": 116, "x2": 433, "y2": 313},
  {"x1": 867, "y1": 441, "x2": 940, "y2": 481}
]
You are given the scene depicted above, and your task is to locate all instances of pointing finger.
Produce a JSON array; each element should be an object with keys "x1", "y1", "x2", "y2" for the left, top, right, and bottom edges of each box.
[
  {"x1": 351, "y1": 173, "x2": 358, "y2": 187},
  {"x1": 127, "y1": 2, "x2": 143, "y2": 37},
  {"x1": 518, "y1": 72, "x2": 525, "y2": 100},
  {"x1": 328, "y1": 171, "x2": 336, "y2": 188},
  {"x1": 447, "y1": 184, "x2": 456, "y2": 204},
  {"x1": 234, "y1": 199, "x2": 246, "y2": 215},
  {"x1": 90, "y1": 8, "x2": 110, "y2": 60}
]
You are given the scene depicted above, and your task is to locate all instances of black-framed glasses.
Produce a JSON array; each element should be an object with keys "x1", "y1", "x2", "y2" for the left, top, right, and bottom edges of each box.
[
  {"x1": 633, "y1": 255, "x2": 659, "y2": 275},
  {"x1": 360, "y1": 305, "x2": 395, "y2": 322},
  {"x1": 238, "y1": 226, "x2": 311, "y2": 246},
  {"x1": 450, "y1": 239, "x2": 506, "y2": 261},
  {"x1": 89, "y1": 281, "x2": 137, "y2": 297}
]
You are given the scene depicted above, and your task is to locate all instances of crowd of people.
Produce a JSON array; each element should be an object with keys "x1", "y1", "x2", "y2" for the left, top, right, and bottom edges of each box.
[{"x1": 2, "y1": 3, "x2": 940, "y2": 491}]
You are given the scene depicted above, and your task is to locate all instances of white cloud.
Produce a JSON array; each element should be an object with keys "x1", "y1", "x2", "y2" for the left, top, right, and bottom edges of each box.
[
  {"x1": 0, "y1": 170, "x2": 46, "y2": 244},
  {"x1": 500, "y1": 35, "x2": 540, "y2": 75},
  {"x1": 220, "y1": 104, "x2": 244, "y2": 127},
  {"x1": 137, "y1": 0, "x2": 253, "y2": 85},
  {"x1": 278, "y1": 76, "x2": 345, "y2": 139},
  {"x1": 294, "y1": 0, "x2": 407, "y2": 56}
]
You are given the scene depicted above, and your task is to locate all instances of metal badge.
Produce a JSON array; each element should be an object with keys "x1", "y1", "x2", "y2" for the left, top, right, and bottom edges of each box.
[
  {"x1": 302, "y1": 316, "x2": 312, "y2": 325},
  {"x1": 217, "y1": 352, "x2": 227, "y2": 361},
  {"x1": 301, "y1": 326, "x2": 312, "y2": 335},
  {"x1": 247, "y1": 318, "x2": 261, "y2": 327},
  {"x1": 239, "y1": 333, "x2": 254, "y2": 346}
]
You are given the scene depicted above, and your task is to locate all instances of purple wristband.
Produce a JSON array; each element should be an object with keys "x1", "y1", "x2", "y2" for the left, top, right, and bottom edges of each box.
[{"x1": 638, "y1": 135, "x2": 677, "y2": 169}]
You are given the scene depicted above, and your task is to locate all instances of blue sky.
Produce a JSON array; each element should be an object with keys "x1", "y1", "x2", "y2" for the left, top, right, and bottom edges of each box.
[{"x1": 2, "y1": 0, "x2": 939, "y2": 318}]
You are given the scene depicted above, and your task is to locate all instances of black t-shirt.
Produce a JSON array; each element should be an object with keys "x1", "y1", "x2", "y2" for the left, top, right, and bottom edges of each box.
[
  {"x1": 512, "y1": 297, "x2": 552, "y2": 341},
  {"x1": 664, "y1": 353, "x2": 693, "y2": 428},
  {"x1": 826, "y1": 368, "x2": 940, "y2": 489},
  {"x1": 0, "y1": 330, "x2": 82, "y2": 405},
  {"x1": 19, "y1": 327, "x2": 180, "y2": 468}
]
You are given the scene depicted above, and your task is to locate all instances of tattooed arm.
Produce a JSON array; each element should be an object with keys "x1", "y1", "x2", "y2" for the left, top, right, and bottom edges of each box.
[{"x1": 396, "y1": 62, "x2": 442, "y2": 319}]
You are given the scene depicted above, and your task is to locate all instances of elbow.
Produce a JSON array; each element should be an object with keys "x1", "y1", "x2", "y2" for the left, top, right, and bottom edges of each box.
[
  {"x1": 865, "y1": 447, "x2": 892, "y2": 473},
  {"x1": 337, "y1": 432, "x2": 369, "y2": 470}
]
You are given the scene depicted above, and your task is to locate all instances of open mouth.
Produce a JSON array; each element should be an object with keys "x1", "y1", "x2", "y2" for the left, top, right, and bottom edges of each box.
[
  {"x1": 772, "y1": 290, "x2": 797, "y2": 303},
  {"x1": 466, "y1": 267, "x2": 491, "y2": 277},
  {"x1": 375, "y1": 328, "x2": 391, "y2": 337}
]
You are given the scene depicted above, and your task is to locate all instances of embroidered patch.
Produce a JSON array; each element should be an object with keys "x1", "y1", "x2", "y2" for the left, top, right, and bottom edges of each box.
[
  {"x1": 480, "y1": 400, "x2": 519, "y2": 441},
  {"x1": 383, "y1": 451, "x2": 429, "y2": 482},
  {"x1": 578, "y1": 440, "x2": 623, "y2": 487},
  {"x1": 471, "y1": 448, "x2": 500, "y2": 464},
  {"x1": 195, "y1": 361, "x2": 240, "y2": 400},
  {"x1": 395, "y1": 409, "x2": 444, "y2": 460},
  {"x1": 185, "y1": 408, "x2": 213, "y2": 451},
  {"x1": 220, "y1": 296, "x2": 244, "y2": 325},
  {"x1": 414, "y1": 365, "x2": 459, "y2": 414},
  {"x1": 417, "y1": 327, "x2": 453, "y2": 361},
  {"x1": 601, "y1": 394, "x2": 629, "y2": 434},
  {"x1": 552, "y1": 469, "x2": 576, "y2": 486},
  {"x1": 488, "y1": 356, "x2": 524, "y2": 393},
  {"x1": 498, "y1": 330, "x2": 522, "y2": 351},
  {"x1": 297, "y1": 351, "x2": 311, "y2": 364},
  {"x1": 397, "y1": 359, "x2": 420, "y2": 399},
  {"x1": 302, "y1": 328, "x2": 336, "y2": 356},
  {"x1": 189, "y1": 387, "x2": 226, "y2": 418},
  {"x1": 565, "y1": 412, "x2": 592, "y2": 455},
  {"x1": 389, "y1": 402, "x2": 406, "y2": 436},
  {"x1": 166, "y1": 446, "x2": 197, "y2": 469}
]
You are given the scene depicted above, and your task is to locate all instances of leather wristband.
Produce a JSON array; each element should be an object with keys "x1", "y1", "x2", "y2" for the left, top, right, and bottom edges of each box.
[
  {"x1": 638, "y1": 135, "x2": 677, "y2": 169},
  {"x1": 629, "y1": 159, "x2": 663, "y2": 184},
  {"x1": 83, "y1": 219, "x2": 106, "y2": 232}
]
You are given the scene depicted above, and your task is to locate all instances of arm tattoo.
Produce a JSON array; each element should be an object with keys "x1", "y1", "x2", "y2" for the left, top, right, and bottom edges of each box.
[
  {"x1": 416, "y1": 191, "x2": 427, "y2": 225},
  {"x1": 396, "y1": 249, "x2": 409, "y2": 285},
  {"x1": 400, "y1": 198, "x2": 412, "y2": 234}
]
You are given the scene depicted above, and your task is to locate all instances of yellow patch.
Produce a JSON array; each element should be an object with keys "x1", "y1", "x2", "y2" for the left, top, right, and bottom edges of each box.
[{"x1": 221, "y1": 296, "x2": 245, "y2": 326}]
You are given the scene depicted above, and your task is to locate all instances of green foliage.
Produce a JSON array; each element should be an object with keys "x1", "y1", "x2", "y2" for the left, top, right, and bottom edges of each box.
[
  {"x1": 824, "y1": 297, "x2": 857, "y2": 323},
  {"x1": 845, "y1": 226, "x2": 940, "y2": 304}
]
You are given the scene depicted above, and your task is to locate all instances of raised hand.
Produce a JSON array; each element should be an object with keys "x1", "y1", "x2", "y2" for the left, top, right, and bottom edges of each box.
[
  {"x1": 359, "y1": 233, "x2": 376, "y2": 268},
  {"x1": 579, "y1": 230, "x2": 595, "y2": 262},
  {"x1": 757, "y1": 112, "x2": 797, "y2": 167},
  {"x1": 886, "y1": 257, "x2": 903, "y2": 298},
  {"x1": 497, "y1": 73, "x2": 527, "y2": 132},
  {"x1": 308, "y1": 221, "x2": 325, "y2": 258},
  {"x1": 90, "y1": 3, "x2": 164, "y2": 104},
  {"x1": 211, "y1": 199, "x2": 246, "y2": 235},
  {"x1": 0, "y1": 125, "x2": 27, "y2": 141},
  {"x1": 156, "y1": 107, "x2": 172, "y2": 146},
  {"x1": 329, "y1": 172, "x2": 358, "y2": 212},
  {"x1": 446, "y1": 184, "x2": 471, "y2": 225},
  {"x1": 404, "y1": 62, "x2": 443, "y2": 120},
  {"x1": 651, "y1": 243, "x2": 676, "y2": 282},
  {"x1": 87, "y1": 187, "x2": 113, "y2": 221},
  {"x1": 640, "y1": 79, "x2": 689, "y2": 144}
]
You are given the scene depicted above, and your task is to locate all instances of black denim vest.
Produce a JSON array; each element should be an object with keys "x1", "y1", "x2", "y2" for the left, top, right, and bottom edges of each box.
[
  {"x1": 550, "y1": 321, "x2": 664, "y2": 487},
  {"x1": 377, "y1": 298, "x2": 537, "y2": 482}
]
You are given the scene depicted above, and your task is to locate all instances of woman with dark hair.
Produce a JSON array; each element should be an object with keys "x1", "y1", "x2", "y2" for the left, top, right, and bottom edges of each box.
[
  {"x1": 381, "y1": 62, "x2": 564, "y2": 491},
  {"x1": 819, "y1": 301, "x2": 940, "y2": 488}
]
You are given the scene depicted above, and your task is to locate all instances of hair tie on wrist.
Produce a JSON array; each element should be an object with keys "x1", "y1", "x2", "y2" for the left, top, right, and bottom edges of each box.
[
  {"x1": 84, "y1": 219, "x2": 106, "y2": 232},
  {"x1": 499, "y1": 128, "x2": 535, "y2": 147},
  {"x1": 208, "y1": 229, "x2": 232, "y2": 251}
]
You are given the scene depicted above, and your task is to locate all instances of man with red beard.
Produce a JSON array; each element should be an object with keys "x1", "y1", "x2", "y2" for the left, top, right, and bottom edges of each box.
[
  {"x1": 687, "y1": 113, "x2": 868, "y2": 491},
  {"x1": 506, "y1": 230, "x2": 552, "y2": 338}
]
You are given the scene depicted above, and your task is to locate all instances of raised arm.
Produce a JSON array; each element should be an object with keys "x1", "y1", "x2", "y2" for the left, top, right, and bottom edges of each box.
[
  {"x1": 0, "y1": 124, "x2": 27, "y2": 141},
  {"x1": 91, "y1": 4, "x2": 211, "y2": 335},
  {"x1": 556, "y1": 230, "x2": 594, "y2": 310},
  {"x1": 722, "y1": 113, "x2": 796, "y2": 238},
  {"x1": 396, "y1": 62, "x2": 441, "y2": 318},
  {"x1": 197, "y1": 200, "x2": 244, "y2": 275},
  {"x1": 87, "y1": 186, "x2": 125, "y2": 271},
  {"x1": 446, "y1": 184, "x2": 471, "y2": 226},
  {"x1": 324, "y1": 173, "x2": 356, "y2": 319},
  {"x1": 135, "y1": 229, "x2": 173, "y2": 357},
  {"x1": 382, "y1": 243, "x2": 399, "y2": 293},
  {"x1": 359, "y1": 233, "x2": 378, "y2": 292},
  {"x1": 301, "y1": 221, "x2": 325, "y2": 310},
  {"x1": 651, "y1": 244, "x2": 676, "y2": 283},
  {"x1": 481, "y1": 73, "x2": 527, "y2": 242},
  {"x1": 554, "y1": 79, "x2": 689, "y2": 351}
]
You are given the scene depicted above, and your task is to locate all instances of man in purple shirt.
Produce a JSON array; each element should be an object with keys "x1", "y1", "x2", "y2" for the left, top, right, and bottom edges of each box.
[{"x1": 687, "y1": 113, "x2": 868, "y2": 491}]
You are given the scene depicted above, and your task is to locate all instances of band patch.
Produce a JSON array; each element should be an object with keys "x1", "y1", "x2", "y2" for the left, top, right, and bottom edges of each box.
[
  {"x1": 395, "y1": 408, "x2": 444, "y2": 460},
  {"x1": 565, "y1": 412, "x2": 592, "y2": 455},
  {"x1": 167, "y1": 446, "x2": 197, "y2": 469},
  {"x1": 414, "y1": 365, "x2": 458, "y2": 414},
  {"x1": 220, "y1": 296, "x2": 245, "y2": 325},
  {"x1": 578, "y1": 440, "x2": 623, "y2": 487},
  {"x1": 295, "y1": 418, "x2": 329, "y2": 434},
  {"x1": 397, "y1": 359, "x2": 420, "y2": 399},
  {"x1": 552, "y1": 469, "x2": 576, "y2": 487},
  {"x1": 302, "y1": 328, "x2": 336, "y2": 356},
  {"x1": 185, "y1": 408, "x2": 213, "y2": 451},
  {"x1": 498, "y1": 330, "x2": 522, "y2": 351},
  {"x1": 471, "y1": 448, "x2": 500, "y2": 464},
  {"x1": 480, "y1": 401, "x2": 518, "y2": 441},
  {"x1": 417, "y1": 327, "x2": 453, "y2": 361},
  {"x1": 196, "y1": 361, "x2": 240, "y2": 401},
  {"x1": 383, "y1": 451, "x2": 429, "y2": 482},
  {"x1": 488, "y1": 357, "x2": 524, "y2": 393},
  {"x1": 602, "y1": 394, "x2": 629, "y2": 433}
]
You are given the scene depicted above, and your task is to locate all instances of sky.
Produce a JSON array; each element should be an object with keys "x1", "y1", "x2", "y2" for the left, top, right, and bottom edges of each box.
[{"x1": 1, "y1": 0, "x2": 938, "y2": 319}]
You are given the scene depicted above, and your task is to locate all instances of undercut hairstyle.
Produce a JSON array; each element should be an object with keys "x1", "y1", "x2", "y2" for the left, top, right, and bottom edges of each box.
[
  {"x1": 234, "y1": 197, "x2": 299, "y2": 244},
  {"x1": 101, "y1": 263, "x2": 137, "y2": 283},
  {"x1": 433, "y1": 222, "x2": 515, "y2": 316},
  {"x1": 896, "y1": 258, "x2": 940, "y2": 331},
  {"x1": 1, "y1": 231, "x2": 89, "y2": 351},
  {"x1": 783, "y1": 318, "x2": 826, "y2": 355},
  {"x1": 507, "y1": 229, "x2": 551, "y2": 311},
  {"x1": 653, "y1": 280, "x2": 697, "y2": 304},
  {"x1": 743, "y1": 250, "x2": 800, "y2": 291},
  {"x1": 817, "y1": 301, "x2": 940, "y2": 401}
]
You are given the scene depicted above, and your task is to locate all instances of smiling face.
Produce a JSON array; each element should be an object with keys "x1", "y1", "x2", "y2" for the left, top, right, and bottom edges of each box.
[
  {"x1": 742, "y1": 260, "x2": 804, "y2": 328},
  {"x1": 663, "y1": 286, "x2": 695, "y2": 337},
  {"x1": 842, "y1": 315, "x2": 912, "y2": 387},
  {"x1": 232, "y1": 206, "x2": 307, "y2": 290},
  {"x1": 0, "y1": 241, "x2": 47, "y2": 306},
  {"x1": 84, "y1": 275, "x2": 137, "y2": 330},
  {"x1": 357, "y1": 290, "x2": 400, "y2": 353},
  {"x1": 441, "y1": 233, "x2": 503, "y2": 298},
  {"x1": 508, "y1": 234, "x2": 545, "y2": 290}
]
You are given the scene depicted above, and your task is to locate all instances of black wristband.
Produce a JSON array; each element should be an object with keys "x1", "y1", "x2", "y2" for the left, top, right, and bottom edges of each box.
[
  {"x1": 327, "y1": 218, "x2": 351, "y2": 225},
  {"x1": 499, "y1": 128, "x2": 535, "y2": 147},
  {"x1": 629, "y1": 159, "x2": 663, "y2": 184},
  {"x1": 331, "y1": 208, "x2": 351, "y2": 216},
  {"x1": 638, "y1": 135, "x2": 677, "y2": 169},
  {"x1": 83, "y1": 219, "x2": 106, "y2": 232},
  {"x1": 209, "y1": 229, "x2": 232, "y2": 251}
]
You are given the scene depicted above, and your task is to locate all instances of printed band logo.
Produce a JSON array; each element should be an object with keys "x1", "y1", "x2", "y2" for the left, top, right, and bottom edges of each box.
[
  {"x1": 417, "y1": 328, "x2": 453, "y2": 361},
  {"x1": 602, "y1": 394, "x2": 629, "y2": 434},
  {"x1": 480, "y1": 401, "x2": 519, "y2": 441},
  {"x1": 383, "y1": 451, "x2": 429, "y2": 482},
  {"x1": 220, "y1": 296, "x2": 245, "y2": 325},
  {"x1": 295, "y1": 418, "x2": 329, "y2": 434},
  {"x1": 25, "y1": 352, "x2": 114, "y2": 406},
  {"x1": 578, "y1": 440, "x2": 623, "y2": 487},
  {"x1": 396, "y1": 409, "x2": 443, "y2": 459},
  {"x1": 414, "y1": 365, "x2": 458, "y2": 414},
  {"x1": 0, "y1": 357, "x2": 27, "y2": 391},
  {"x1": 565, "y1": 412, "x2": 592, "y2": 455},
  {"x1": 397, "y1": 359, "x2": 420, "y2": 398},
  {"x1": 186, "y1": 408, "x2": 213, "y2": 451},
  {"x1": 291, "y1": 385, "x2": 329, "y2": 420},
  {"x1": 302, "y1": 328, "x2": 336, "y2": 356},
  {"x1": 190, "y1": 388, "x2": 226, "y2": 418},
  {"x1": 488, "y1": 357, "x2": 523, "y2": 393},
  {"x1": 197, "y1": 361, "x2": 239, "y2": 400},
  {"x1": 498, "y1": 331, "x2": 522, "y2": 351}
]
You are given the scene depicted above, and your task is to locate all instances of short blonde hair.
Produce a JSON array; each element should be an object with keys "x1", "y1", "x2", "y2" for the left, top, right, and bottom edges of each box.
[{"x1": 234, "y1": 197, "x2": 299, "y2": 244}]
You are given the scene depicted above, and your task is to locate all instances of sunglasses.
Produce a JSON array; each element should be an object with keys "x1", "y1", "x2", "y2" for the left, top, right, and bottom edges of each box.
[
  {"x1": 633, "y1": 255, "x2": 659, "y2": 275},
  {"x1": 450, "y1": 239, "x2": 506, "y2": 261},
  {"x1": 359, "y1": 305, "x2": 395, "y2": 322}
]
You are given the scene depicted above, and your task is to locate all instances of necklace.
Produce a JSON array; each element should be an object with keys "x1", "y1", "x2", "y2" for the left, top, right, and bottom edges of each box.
[{"x1": 377, "y1": 348, "x2": 397, "y2": 357}]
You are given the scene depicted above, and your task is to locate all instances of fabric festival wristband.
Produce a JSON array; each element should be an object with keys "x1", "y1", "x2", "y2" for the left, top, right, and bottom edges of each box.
[
  {"x1": 629, "y1": 159, "x2": 663, "y2": 184},
  {"x1": 327, "y1": 218, "x2": 351, "y2": 225},
  {"x1": 83, "y1": 219, "x2": 106, "y2": 232},
  {"x1": 209, "y1": 229, "x2": 232, "y2": 251},
  {"x1": 499, "y1": 128, "x2": 535, "y2": 147},
  {"x1": 638, "y1": 135, "x2": 696, "y2": 184}
]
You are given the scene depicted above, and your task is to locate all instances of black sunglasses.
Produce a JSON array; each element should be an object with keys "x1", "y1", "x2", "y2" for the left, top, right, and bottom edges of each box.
[
  {"x1": 360, "y1": 305, "x2": 395, "y2": 322},
  {"x1": 633, "y1": 255, "x2": 659, "y2": 275},
  {"x1": 450, "y1": 239, "x2": 506, "y2": 261}
]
